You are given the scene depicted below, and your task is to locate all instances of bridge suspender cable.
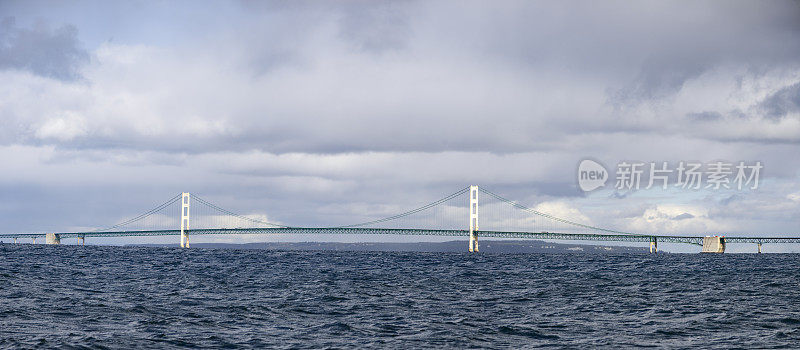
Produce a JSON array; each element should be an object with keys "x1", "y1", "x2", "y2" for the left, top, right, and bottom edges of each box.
[
  {"x1": 478, "y1": 188, "x2": 640, "y2": 236},
  {"x1": 91, "y1": 193, "x2": 183, "y2": 232},
  {"x1": 334, "y1": 187, "x2": 471, "y2": 228},
  {"x1": 192, "y1": 195, "x2": 288, "y2": 228}
]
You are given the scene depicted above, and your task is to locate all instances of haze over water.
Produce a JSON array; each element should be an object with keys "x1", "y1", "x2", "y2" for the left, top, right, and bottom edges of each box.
[{"x1": 2, "y1": 245, "x2": 799, "y2": 348}]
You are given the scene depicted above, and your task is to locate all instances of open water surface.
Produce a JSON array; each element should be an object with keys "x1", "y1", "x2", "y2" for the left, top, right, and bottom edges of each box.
[{"x1": 1, "y1": 245, "x2": 799, "y2": 348}]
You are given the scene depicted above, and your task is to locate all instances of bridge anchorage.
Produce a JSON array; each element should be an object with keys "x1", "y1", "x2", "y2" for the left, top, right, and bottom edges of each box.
[
  {"x1": 701, "y1": 236, "x2": 725, "y2": 253},
  {"x1": 46, "y1": 232, "x2": 61, "y2": 245}
]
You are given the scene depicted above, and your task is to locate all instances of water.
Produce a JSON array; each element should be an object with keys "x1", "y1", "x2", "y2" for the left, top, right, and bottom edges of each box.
[{"x1": 1, "y1": 245, "x2": 799, "y2": 349}]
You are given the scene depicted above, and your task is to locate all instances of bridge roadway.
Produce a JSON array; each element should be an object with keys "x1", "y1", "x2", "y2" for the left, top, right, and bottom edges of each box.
[{"x1": 2, "y1": 227, "x2": 800, "y2": 245}]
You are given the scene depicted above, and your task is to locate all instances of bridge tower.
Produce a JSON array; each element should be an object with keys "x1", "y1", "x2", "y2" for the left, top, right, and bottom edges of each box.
[
  {"x1": 180, "y1": 192, "x2": 191, "y2": 248},
  {"x1": 469, "y1": 185, "x2": 479, "y2": 252}
]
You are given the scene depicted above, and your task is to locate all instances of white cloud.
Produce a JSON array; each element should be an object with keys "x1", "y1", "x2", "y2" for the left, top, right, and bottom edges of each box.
[
  {"x1": 621, "y1": 204, "x2": 728, "y2": 234},
  {"x1": 34, "y1": 112, "x2": 88, "y2": 141},
  {"x1": 534, "y1": 201, "x2": 593, "y2": 225}
]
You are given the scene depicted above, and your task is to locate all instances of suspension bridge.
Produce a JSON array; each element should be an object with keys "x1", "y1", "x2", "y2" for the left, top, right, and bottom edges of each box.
[{"x1": 1, "y1": 186, "x2": 798, "y2": 253}]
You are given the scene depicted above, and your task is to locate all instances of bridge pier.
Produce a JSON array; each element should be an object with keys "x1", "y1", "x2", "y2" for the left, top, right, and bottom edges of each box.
[
  {"x1": 701, "y1": 236, "x2": 725, "y2": 253},
  {"x1": 46, "y1": 233, "x2": 61, "y2": 245},
  {"x1": 78, "y1": 236, "x2": 85, "y2": 246},
  {"x1": 757, "y1": 242, "x2": 762, "y2": 254},
  {"x1": 14, "y1": 238, "x2": 17, "y2": 244},
  {"x1": 649, "y1": 237, "x2": 658, "y2": 253},
  {"x1": 468, "y1": 185, "x2": 479, "y2": 252},
  {"x1": 180, "y1": 192, "x2": 191, "y2": 248}
]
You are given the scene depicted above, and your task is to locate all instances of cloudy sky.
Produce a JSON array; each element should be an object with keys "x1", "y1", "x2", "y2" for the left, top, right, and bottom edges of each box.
[{"x1": 1, "y1": 0, "x2": 799, "y2": 251}]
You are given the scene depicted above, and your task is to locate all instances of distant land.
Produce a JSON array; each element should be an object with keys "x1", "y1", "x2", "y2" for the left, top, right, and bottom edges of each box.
[{"x1": 130, "y1": 240, "x2": 650, "y2": 253}]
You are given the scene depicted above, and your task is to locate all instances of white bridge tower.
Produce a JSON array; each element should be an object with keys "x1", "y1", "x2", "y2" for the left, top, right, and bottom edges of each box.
[
  {"x1": 180, "y1": 192, "x2": 190, "y2": 248},
  {"x1": 469, "y1": 185, "x2": 479, "y2": 252}
]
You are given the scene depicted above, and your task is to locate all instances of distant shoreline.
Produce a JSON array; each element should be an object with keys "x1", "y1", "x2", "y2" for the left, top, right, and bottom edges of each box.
[{"x1": 125, "y1": 240, "x2": 650, "y2": 254}]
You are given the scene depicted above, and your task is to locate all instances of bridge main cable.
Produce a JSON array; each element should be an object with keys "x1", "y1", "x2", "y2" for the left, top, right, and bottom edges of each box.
[
  {"x1": 335, "y1": 186, "x2": 471, "y2": 228},
  {"x1": 92, "y1": 193, "x2": 183, "y2": 232},
  {"x1": 192, "y1": 195, "x2": 289, "y2": 228},
  {"x1": 478, "y1": 188, "x2": 641, "y2": 236}
]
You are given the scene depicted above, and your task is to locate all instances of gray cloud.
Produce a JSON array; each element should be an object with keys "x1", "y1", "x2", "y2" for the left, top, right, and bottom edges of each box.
[
  {"x1": 759, "y1": 82, "x2": 800, "y2": 120},
  {"x1": 0, "y1": 1, "x2": 798, "y2": 245},
  {"x1": 0, "y1": 17, "x2": 88, "y2": 81},
  {"x1": 606, "y1": 1, "x2": 800, "y2": 110},
  {"x1": 1, "y1": 1, "x2": 799, "y2": 154},
  {"x1": 337, "y1": 2, "x2": 410, "y2": 53},
  {"x1": 719, "y1": 194, "x2": 742, "y2": 206},
  {"x1": 611, "y1": 57, "x2": 710, "y2": 105},
  {"x1": 687, "y1": 111, "x2": 722, "y2": 122}
]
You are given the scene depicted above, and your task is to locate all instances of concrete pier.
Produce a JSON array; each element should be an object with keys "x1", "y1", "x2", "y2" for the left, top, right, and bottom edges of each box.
[
  {"x1": 46, "y1": 233, "x2": 61, "y2": 245},
  {"x1": 701, "y1": 236, "x2": 725, "y2": 253}
]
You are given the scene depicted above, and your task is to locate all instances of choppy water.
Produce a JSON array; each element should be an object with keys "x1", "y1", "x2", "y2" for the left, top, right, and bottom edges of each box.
[{"x1": 1, "y1": 245, "x2": 799, "y2": 348}]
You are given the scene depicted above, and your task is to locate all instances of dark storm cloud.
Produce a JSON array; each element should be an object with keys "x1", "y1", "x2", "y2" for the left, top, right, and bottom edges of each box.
[
  {"x1": 607, "y1": 1, "x2": 800, "y2": 108},
  {"x1": 0, "y1": 17, "x2": 88, "y2": 81},
  {"x1": 611, "y1": 57, "x2": 710, "y2": 105},
  {"x1": 759, "y1": 82, "x2": 800, "y2": 121}
]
